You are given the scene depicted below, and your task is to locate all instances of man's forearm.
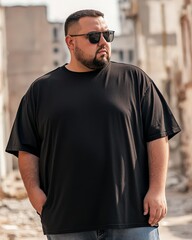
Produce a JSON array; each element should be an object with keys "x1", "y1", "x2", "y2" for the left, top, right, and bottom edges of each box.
[
  {"x1": 18, "y1": 151, "x2": 47, "y2": 214},
  {"x1": 18, "y1": 151, "x2": 40, "y2": 192},
  {"x1": 147, "y1": 136, "x2": 169, "y2": 191}
]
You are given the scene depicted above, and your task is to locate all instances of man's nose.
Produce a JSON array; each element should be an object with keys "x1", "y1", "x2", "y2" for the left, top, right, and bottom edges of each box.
[{"x1": 98, "y1": 33, "x2": 107, "y2": 45}]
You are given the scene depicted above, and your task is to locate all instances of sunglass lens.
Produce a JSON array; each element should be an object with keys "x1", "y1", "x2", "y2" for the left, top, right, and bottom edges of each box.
[
  {"x1": 89, "y1": 32, "x2": 100, "y2": 44},
  {"x1": 88, "y1": 31, "x2": 114, "y2": 44},
  {"x1": 103, "y1": 31, "x2": 114, "y2": 42}
]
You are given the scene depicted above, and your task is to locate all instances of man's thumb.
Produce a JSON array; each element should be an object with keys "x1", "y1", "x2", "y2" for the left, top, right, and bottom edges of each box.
[{"x1": 143, "y1": 202, "x2": 149, "y2": 215}]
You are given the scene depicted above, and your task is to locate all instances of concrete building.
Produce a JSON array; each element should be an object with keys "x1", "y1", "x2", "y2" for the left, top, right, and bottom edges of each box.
[
  {"x1": 171, "y1": 0, "x2": 192, "y2": 190},
  {"x1": 111, "y1": 0, "x2": 137, "y2": 65},
  {"x1": 0, "y1": 6, "x2": 12, "y2": 180},
  {"x1": 111, "y1": 34, "x2": 136, "y2": 64},
  {"x1": 0, "y1": 5, "x2": 68, "y2": 176},
  {"x1": 4, "y1": 5, "x2": 68, "y2": 124},
  {"x1": 112, "y1": 0, "x2": 183, "y2": 92},
  {"x1": 51, "y1": 22, "x2": 69, "y2": 67}
]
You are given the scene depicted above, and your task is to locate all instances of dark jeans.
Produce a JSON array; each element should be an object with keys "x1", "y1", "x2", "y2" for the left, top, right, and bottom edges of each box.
[{"x1": 47, "y1": 227, "x2": 160, "y2": 240}]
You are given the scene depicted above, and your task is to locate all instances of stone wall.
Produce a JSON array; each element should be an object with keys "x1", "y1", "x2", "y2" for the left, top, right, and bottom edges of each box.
[
  {"x1": 4, "y1": 6, "x2": 67, "y2": 124},
  {"x1": 0, "y1": 7, "x2": 12, "y2": 180}
]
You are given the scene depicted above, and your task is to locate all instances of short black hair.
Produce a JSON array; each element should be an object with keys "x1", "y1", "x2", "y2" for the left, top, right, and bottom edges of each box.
[{"x1": 64, "y1": 9, "x2": 104, "y2": 36}]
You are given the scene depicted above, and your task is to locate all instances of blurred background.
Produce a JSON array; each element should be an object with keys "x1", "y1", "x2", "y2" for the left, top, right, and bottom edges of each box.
[{"x1": 0, "y1": 0, "x2": 192, "y2": 239}]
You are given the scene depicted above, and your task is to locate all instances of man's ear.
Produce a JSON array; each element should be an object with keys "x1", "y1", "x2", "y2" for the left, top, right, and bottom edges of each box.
[{"x1": 65, "y1": 36, "x2": 75, "y2": 50}]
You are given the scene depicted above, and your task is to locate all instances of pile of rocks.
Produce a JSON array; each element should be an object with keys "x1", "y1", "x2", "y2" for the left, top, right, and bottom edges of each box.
[
  {"x1": 0, "y1": 170, "x2": 46, "y2": 239},
  {"x1": 1, "y1": 170, "x2": 27, "y2": 199},
  {"x1": 0, "y1": 198, "x2": 46, "y2": 240}
]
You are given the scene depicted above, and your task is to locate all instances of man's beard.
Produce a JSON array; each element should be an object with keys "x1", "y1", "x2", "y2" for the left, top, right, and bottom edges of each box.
[{"x1": 74, "y1": 46, "x2": 110, "y2": 70}]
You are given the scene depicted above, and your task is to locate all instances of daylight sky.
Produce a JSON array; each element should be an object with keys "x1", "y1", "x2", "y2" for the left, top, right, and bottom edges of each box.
[{"x1": 1, "y1": 0, "x2": 121, "y2": 34}]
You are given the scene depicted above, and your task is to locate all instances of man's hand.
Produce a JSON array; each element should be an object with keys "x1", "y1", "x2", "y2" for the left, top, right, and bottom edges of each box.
[
  {"x1": 28, "y1": 187, "x2": 47, "y2": 215},
  {"x1": 143, "y1": 189, "x2": 167, "y2": 226}
]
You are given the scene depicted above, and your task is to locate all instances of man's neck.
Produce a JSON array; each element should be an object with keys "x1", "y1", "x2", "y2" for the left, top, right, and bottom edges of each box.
[{"x1": 65, "y1": 62, "x2": 94, "y2": 73}]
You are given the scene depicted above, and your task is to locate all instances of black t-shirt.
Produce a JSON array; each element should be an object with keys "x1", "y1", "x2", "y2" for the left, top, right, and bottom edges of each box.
[{"x1": 6, "y1": 62, "x2": 181, "y2": 234}]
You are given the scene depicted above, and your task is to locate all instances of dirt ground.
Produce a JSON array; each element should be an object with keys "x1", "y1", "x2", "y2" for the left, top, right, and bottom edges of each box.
[
  {"x1": 0, "y1": 189, "x2": 192, "y2": 239},
  {"x1": 159, "y1": 190, "x2": 192, "y2": 240}
]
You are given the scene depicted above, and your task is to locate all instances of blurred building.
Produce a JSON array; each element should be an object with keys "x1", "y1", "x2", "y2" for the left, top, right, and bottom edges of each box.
[
  {"x1": 112, "y1": 0, "x2": 182, "y2": 91},
  {"x1": 112, "y1": 0, "x2": 137, "y2": 64},
  {"x1": 0, "y1": 6, "x2": 12, "y2": 180},
  {"x1": 0, "y1": 5, "x2": 68, "y2": 177},
  {"x1": 173, "y1": 0, "x2": 192, "y2": 190},
  {"x1": 4, "y1": 5, "x2": 68, "y2": 124}
]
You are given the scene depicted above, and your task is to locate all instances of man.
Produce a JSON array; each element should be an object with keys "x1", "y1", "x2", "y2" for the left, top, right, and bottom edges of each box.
[{"x1": 6, "y1": 9, "x2": 181, "y2": 240}]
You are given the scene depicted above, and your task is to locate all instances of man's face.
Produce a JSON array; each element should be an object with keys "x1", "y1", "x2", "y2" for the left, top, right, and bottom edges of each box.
[{"x1": 68, "y1": 16, "x2": 112, "y2": 71}]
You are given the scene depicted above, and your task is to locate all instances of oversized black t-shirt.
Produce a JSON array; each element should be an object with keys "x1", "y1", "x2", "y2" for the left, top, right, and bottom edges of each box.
[{"x1": 6, "y1": 62, "x2": 181, "y2": 234}]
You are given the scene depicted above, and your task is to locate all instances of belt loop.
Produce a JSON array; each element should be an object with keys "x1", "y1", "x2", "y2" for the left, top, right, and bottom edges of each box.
[{"x1": 97, "y1": 229, "x2": 105, "y2": 239}]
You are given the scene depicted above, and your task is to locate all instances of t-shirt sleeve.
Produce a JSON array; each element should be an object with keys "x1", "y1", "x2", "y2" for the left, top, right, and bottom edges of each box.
[
  {"x1": 5, "y1": 87, "x2": 41, "y2": 158},
  {"x1": 141, "y1": 80, "x2": 181, "y2": 142}
]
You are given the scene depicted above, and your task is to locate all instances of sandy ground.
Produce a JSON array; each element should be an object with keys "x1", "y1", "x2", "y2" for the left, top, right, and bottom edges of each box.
[
  {"x1": 0, "y1": 189, "x2": 192, "y2": 239},
  {"x1": 159, "y1": 190, "x2": 192, "y2": 240}
]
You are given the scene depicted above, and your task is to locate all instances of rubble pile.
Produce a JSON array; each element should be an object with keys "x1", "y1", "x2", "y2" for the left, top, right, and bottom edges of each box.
[
  {"x1": 0, "y1": 170, "x2": 45, "y2": 239},
  {"x1": 0, "y1": 198, "x2": 45, "y2": 240},
  {"x1": 1, "y1": 170, "x2": 27, "y2": 199}
]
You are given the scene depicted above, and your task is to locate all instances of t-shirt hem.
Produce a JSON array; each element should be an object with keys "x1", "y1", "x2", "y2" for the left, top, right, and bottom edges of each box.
[{"x1": 43, "y1": 223, "x2": 155, "y2": 235}]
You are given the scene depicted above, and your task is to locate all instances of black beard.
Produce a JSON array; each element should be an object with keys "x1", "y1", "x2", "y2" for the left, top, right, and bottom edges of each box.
[
  {"x1": 81, "y1": 52, "x2": 110, "y2": 70},
  {"x1": 90, "y1": 55, "x2": 110, "y2": 70},
  {"x1": 74, "y1": 46, "x2": 110, "y2": 70}
]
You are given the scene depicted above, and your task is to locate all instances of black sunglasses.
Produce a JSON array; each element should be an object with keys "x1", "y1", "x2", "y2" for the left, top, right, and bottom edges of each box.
[{"x1": 69, "y1": 30, "x2": 115, "y2": 44}]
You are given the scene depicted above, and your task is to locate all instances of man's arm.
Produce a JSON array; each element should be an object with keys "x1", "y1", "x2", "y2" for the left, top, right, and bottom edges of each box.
[
  {"x1": 18, "y1": 151, "x2": 47, "y2": 214},
  {"x1": 144, "y1": 136, "x2": 169, "y2": 226}
]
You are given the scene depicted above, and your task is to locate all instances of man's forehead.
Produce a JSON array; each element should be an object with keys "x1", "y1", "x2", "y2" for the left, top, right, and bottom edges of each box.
[
  {"x1": 78, "y1": 16, "x2": 108, "y2": 30},
  {"x1": 68, "y1": 16, "x2": 108, "y2": 34}
]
